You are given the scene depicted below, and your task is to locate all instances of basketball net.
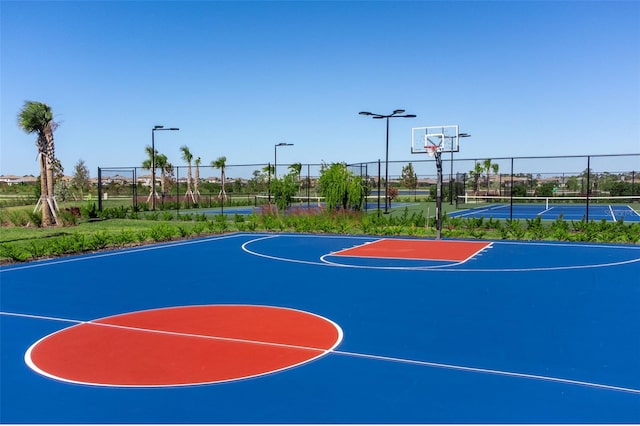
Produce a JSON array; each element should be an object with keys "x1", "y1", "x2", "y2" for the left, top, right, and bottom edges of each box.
[{"x1": 426, "y1": 146, "x2": 439, "y2": 157}]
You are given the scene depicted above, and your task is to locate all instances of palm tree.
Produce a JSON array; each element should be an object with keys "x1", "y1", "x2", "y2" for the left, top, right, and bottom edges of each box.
[
  {"x1": 483, "y1": 158, "x2": 494, "y2": 195},
  {"x1": 211, "y1": 156, "x2": 227, "y2": 201},
  {"x1": 180, "y1": 145, "x2": 195, "y2": 203},
  {"x1": 194, "y1": 156, "x2": 201, "y2": 201},
  {"x1": 17, "y1": 101, "x2": 59, "y2": 226},
  {"x1": 156, "y1": 154, "x2": 172, "y2": 196},
  {"x1": 262, "y1": 164, "x2": 275, "y2": 203},
  {"x1": 288, "y1": 162, "x2": 303, "y2": 201},
  {"x1": 469, "y1": 162, "x2": 484, "y2": 196},
  {"x1": 288, "y1": 162, "x2": 302, "y2": 178},
  {"x1": 142, "y1": 145, "x2": 159, "y2": 202},
  {"x1": 491, "y1": 163, "x2": 500, "y2": 195}
]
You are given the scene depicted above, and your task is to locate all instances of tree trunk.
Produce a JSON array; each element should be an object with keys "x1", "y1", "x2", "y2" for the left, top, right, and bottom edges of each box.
[
  {"x1": 186, "y1": 164, "x2": 192, "y2": 194},
  {"x1": 39, "y1": 154, "x2": 53, "y2": 227}
]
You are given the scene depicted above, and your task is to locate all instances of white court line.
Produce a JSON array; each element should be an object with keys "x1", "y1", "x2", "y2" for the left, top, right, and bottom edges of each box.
[
  {"x1": 4, "y1": 310, "x2": 639, "y2": 394},
  {"x1": 450, "y1": 207, "x2": 494, "y2": 218},
  {"x1": 539, "y1": 206, "x2": 553, "y2": 215},
  {"x1": 609, "y1": 205, "x2": 617, "y2": 222},
  {"x1": 330, "y1": 349, "x2": 640, "y2": 395},
  {"x1": 626, "y1": 205, "x2": 640, "y2": 218},
  {"x1": 243, "y1": 236, "x2": 466, "y2": 270},
  {"x1": 328, "y1": 238, "x2": 493, "y2": 263},
  {"x1": 13, "y1": 306, "x2": 344, "y2": 388},
  {"x1": 320, "y1": 241, "x2": 493, "y2": 269},
  {"x1": 241, "y1": 235, "x2": 640, "y2": 272},
  {"x1": 0, "y1": 233, "x2": 247, "y2": 273}
]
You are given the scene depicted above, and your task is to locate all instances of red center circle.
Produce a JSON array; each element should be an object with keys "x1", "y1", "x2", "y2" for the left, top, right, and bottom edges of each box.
[{"x1": 25, "y1": 305, "x2": 343, "y2": 387}]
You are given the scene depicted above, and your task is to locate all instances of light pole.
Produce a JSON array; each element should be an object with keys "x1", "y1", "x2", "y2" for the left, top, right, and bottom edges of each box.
[
  {"x1": 449, "y1": 132, "x2": 471, "y2": 205},
  {"x1": 274, "y1": 142, "x2": 294, "y2": 179},
  {"x1": 151, "y1": 125, "x2": 179, "y2": 210},
  {"x1": 359, "y1": 110, "x2": 416, "y2": 214}
]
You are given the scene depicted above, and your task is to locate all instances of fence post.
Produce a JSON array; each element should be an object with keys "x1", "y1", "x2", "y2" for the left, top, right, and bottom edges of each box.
[
  {"x1": 133, "y1": 167, "x2": 137, "y2": 211},
  {"x1": 176, "y1": 165, "x2": 180, "y2": 217},
  {"x1": 377, "y1": 159, "x2": 381, "y2": 217},
  {"x1": 307, "y1": 163, "x2": 311, "y2": 208},
  {"x1": 586, "y1": 156, "x2": 591, "y2": 222},
  {"x1": 97, "y1": 167, "x2": 103, "y2": 211},
  {"x1": 510, "y1": 158, "x2": 514, "y2": 221}
]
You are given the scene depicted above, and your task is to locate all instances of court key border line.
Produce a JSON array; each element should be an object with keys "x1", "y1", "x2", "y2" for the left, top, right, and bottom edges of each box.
[
  {"x1": 3, "y1": 310, "x2": 638, "y2": 394},
  {"x1": 242, "y1": 235, "x2": 484, "y2": 271},
  {"x1": 241, "y1": 235, "x2": 640, "y2": 272},
  {"x1": 327, "y1": 238, "x2": 494, "y2": 263}
]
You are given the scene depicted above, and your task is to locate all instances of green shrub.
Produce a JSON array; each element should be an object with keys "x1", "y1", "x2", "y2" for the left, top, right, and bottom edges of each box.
[
  {"x1": 466, "y1": 217, "x2": 484, "y2": 230},
  {"x1": 550, "y1": 217, "x2": 570, "y2": 241},
  {"x1": 176, "y1": 225, "x2": 192, "y2": 238},
  {"x1": 144, "y1": 212, "x2": 160, "y2": 221},
  {"x1": 82, "y1": 203, "x2": 99, "y2": 219},
  {"x1": 470, "y1": 228, "x2": 486, "y2": 239},
  {"x1": 88, "y1": 231, "x2": 109, "y2": 250},
  {"x1": 246, "y1": 218, "x2": 258, "y2": 231},
  {"x1": 27, "y1": 210, "x2": 43, "y2": 227},
  {"x1": 50, "y1": 234, "x2": 87, "y2": 255},
  {"x1": 178, "y1": 213, "x2": 194, "y2": 221},
  {"x1": 0, "y1": 243, "x2": 29, "y2": 261},
  {"x1": 192, "y1": 223, "x2": 206, "y2": 235},
  {"x1": 58, "y1": 209, "x2": 78, "y2": 227},
  {"x1": 100, "y1": 206, "x2": 129, "y2": 219},
  {"x1": 506, "y1": 219, "x2": 525, "y2": 239},
  {"x1": 26, "y1": 241, "x2": 46, "y2": 258},
  {"x1": 526, "y1": 216, "x2": 546, "y2": 240},
  {"x1": 8, "y1": 210, "x2": 29, "y2": 227},
  {"x1": 149, "y1": 224, "x2": 175, "y2": 241},
  {"x1": 112, "y1": 229, "x2": 136, "y2": 247}
]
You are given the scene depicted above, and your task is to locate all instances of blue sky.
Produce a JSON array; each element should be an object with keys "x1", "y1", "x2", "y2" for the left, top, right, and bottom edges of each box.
[{"x1": 1, "y1": 0, "x2": 639, "y2": 179}]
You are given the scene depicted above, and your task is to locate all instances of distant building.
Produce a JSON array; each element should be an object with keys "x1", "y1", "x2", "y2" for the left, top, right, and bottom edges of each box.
[{"x1": 0, "y1": 175, "x2": 37, "y2": 185}]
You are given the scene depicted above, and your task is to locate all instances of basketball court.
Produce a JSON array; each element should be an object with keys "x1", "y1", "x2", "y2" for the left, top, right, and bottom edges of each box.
[
  {"x1": 1, "y1": 233, "x2": 639, "y2": 423},
  {"x1": 3, "y1": 124, "x2": 637, "y2": 422}
]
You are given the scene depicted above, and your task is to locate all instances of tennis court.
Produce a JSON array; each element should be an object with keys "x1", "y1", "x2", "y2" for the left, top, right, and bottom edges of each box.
[
  {"x1": 452, "y1": 195, "x2": 640, "y2": 222},
  {"x1": 194, "y1": 195, "x2": 415, "y2": 216},
  {"x1": 1, "y1": 233, "x2": 639, "y2": 423}
]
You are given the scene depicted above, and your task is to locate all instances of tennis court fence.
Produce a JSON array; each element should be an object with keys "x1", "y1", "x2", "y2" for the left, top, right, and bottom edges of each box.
[{"x1": 97, "y1": 153, "x2": 639, "y2": 215}]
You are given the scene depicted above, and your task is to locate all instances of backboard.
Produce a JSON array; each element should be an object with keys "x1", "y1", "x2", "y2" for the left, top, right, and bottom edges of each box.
[{"x1": 411, "y1": 125, "x2": 460, "y2": 154}]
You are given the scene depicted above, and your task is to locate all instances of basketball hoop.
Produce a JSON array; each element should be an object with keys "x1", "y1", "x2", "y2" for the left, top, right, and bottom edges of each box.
[{"x1": 426, "y1": 145, "x2": 439, "y2": 157}]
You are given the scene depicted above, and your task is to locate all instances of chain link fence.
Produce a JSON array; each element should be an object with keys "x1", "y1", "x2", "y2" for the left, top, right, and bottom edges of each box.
[{"x1": 97, "y1": 154, "x2": 640, "y2": 214}]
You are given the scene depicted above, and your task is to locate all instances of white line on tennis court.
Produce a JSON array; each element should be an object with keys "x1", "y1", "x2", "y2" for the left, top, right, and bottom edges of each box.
[
  {"x1": 3, "y1": 309, "x2": 639, "y2": 394},
  {"x1": 626, "y1": 205, "x2": 640, "y2": 218},
  {"x1": 539, "y1": 206, "x2": 553, "y2": 215}
]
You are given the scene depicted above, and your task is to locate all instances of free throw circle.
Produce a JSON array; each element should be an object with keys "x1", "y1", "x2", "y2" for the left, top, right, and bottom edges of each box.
[{"x1": 25, "y1": 305, "x2": 343, "y2": 387}]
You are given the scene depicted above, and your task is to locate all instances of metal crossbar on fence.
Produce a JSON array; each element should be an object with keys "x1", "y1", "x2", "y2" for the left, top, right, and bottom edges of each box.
[{"x1": 97, "y1": 154, "x2": 639, "y2": 219}]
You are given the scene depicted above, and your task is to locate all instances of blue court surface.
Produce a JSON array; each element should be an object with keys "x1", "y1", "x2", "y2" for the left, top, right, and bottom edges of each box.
[
  {"x1": 450, "y1": 201, "x2": 640, "y2": 222},
  {"x1": 1, "y1": 233, "x2": 639, "y2": 423},
  {"x1": 194, "y1": 201, "x2": 414, "y2": 216}
]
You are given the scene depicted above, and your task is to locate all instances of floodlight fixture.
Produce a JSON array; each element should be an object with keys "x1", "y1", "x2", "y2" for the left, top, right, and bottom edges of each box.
[
  {"x1": 274, "y1": 142, "x2": 294, "y2": 178},
  {"x1": 359, "y1": 109, "x2": 417, "y2": 214},
  {"x1": 151, "y1": 125, "x2": 180, "y2": 210}
]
